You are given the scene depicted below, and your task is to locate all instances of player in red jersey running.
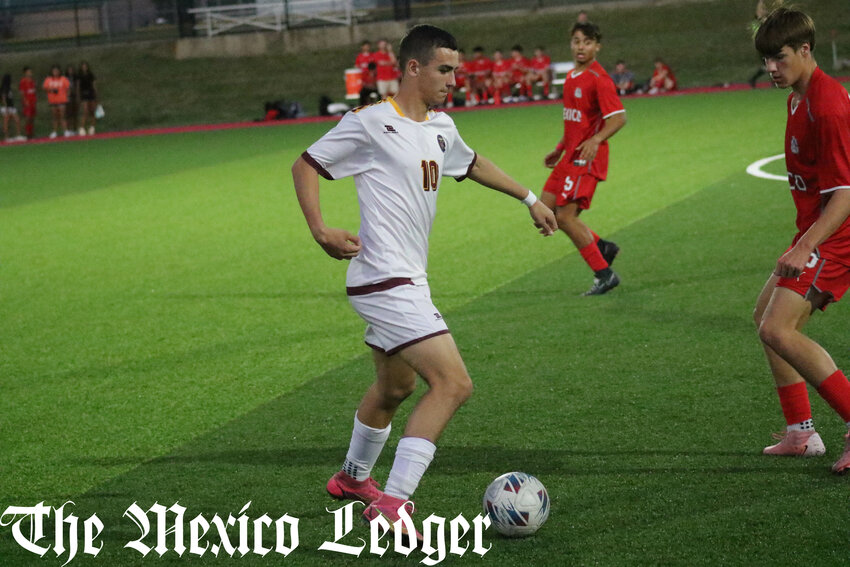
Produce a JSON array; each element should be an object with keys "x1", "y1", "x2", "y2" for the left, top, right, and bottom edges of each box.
[
  {"x1": 753, "y1": 8, "x2": 850, "y2": 474},
  {"x1": 19, "y1": 67, "x2": 36, "y2": 139},
  {"x1": 540, "y1": 22, "x2": 626, "y2": 296}
]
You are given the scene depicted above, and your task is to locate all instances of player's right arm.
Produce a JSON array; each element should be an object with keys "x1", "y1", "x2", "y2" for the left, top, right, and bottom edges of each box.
[{"x1": 291, "y1": 156, "x2": 361, "y2": 260}]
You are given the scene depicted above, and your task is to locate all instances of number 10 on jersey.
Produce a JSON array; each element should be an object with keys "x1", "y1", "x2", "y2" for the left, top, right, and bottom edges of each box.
[{"x1": 421, "y1": 160, "x2": 439, "y2": 191}]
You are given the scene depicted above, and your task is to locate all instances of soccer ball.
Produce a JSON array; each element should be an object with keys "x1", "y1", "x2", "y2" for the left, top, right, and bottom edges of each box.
[{"x1": 482, "y1": 472, "x2": 550, "y2": 537}]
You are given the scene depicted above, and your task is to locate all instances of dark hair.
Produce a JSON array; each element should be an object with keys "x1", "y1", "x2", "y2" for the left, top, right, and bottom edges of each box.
[
  {"x1": 571, "y1": 21, "x2": 601, "y2": 42},
  {"x1": 79, "y1": 61, "x2": 93, "y2": 77},
  {"x1": 398, "y1": 24, "x2": 458, "y2": 70},
  {"x1": 511, "y1": 44, "x2": 523, "y2": 52},
  {"x1": 1, "y1": 74, "x2": 11, "y2": 94},
  {"x1": 754, "y1": 7, "x2": 815, "y2": 57},
  {"x1": 23, "y1": 66, "x2": 31, "y2": 73},
  {"x1": 472, "y1": 46, "x2": 484, "y2": 53}
]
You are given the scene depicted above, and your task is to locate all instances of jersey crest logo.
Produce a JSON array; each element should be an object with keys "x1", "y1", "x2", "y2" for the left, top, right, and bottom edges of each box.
[
  {"x1": 383, "y1": 124, "x2": 399, "y2": 134},
  {"x1": 574, "y1": 87, "x2": 582, "y2": 98},
  {"x1": 791, "y1": 136, "x2": 799, "y2": 155},
  {"x1": 437, "y1": 134, "x2": 447, "y2": 153}
]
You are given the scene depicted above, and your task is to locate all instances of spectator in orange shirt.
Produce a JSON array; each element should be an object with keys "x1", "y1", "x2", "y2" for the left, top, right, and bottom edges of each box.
[{"x1": 42, "y1": 64, "x2": 71, "y2": 138}]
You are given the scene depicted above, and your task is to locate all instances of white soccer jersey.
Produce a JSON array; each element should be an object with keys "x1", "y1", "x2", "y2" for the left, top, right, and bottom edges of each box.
[{"x1": 304, "y1": 98, "x2": 477, "y2": 287}]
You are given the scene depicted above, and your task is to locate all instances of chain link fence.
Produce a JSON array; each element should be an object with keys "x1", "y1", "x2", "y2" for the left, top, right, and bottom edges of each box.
[{"x1": 0, "y1": 0, "x2": 610, "y2": 51}]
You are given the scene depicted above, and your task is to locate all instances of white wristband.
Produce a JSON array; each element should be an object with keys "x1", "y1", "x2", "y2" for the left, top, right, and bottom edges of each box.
[{"x1": 521, "y1": 191, "x2": 538, "y2": 207}]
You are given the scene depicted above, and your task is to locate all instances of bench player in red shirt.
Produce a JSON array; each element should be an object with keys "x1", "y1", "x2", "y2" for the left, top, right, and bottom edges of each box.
[
  {"x1": 540, "y1": 22, "x2": 626, "y2": 296},
  {"x1": 490, "y1": 49, "x2": 511, "y2": 105},
  {"x1": 753, "y1": 8, "x2": 850, "y2": 474},
  {"x1": 528, "y1": 46, "x2": 552, "y2": 100},
  {"x1": 469, "y1": 46, "x2": 492, "y2": 106},
  {"x1": 509, "y1": 45, "x2": 531, "y2": 101}
]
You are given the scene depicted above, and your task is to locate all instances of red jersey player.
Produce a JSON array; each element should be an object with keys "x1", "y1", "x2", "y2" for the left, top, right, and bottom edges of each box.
[
  {"x1": 490, "y1": 49, "x2": 511, "y2": 105},
  {"x1": 509, "y1": 45, "x2": 531, "y2": 101},
  {"x1": 528, "y1": 46, "x2": 552, "y2": 100},
  {"x1": 540, "y1": 22, "x2": 626, "y2": 296},
  {"x1": 19, "y1": 66, "x2": 36, "y2": 139},
  {"x1": 469, "y1": 46, "x2": 492, "y2": 105},
  {"x1": 753, "y1": 8, "x2": 850, "y2": 474}
]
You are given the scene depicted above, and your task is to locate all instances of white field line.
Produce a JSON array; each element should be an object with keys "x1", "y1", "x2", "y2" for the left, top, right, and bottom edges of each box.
[{"x1": 746, "y1": 153, "x2": 786, "y2": 182}]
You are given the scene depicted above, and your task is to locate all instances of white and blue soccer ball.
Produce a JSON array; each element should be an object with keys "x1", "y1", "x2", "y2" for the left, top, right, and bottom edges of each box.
[{"x1": 482, "y1": 472, "x2": 550, "y2": 537}]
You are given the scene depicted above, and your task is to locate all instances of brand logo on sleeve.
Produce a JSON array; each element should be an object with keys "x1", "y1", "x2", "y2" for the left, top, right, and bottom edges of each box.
[
  {"x1": 383, "y1": 124, "x2": 399, "y2": 134},
  {"x1": 791, "y1": 136, "x2": 799, "y2": 154},
  {"x1": 436, "y1": 135, "x2": 446, "y2": 152}
]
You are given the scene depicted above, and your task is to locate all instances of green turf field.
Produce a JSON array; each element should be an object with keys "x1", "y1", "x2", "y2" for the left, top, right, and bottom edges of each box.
[{"x1": 3, "y1": 85, "x2": 850, "y2": 565}]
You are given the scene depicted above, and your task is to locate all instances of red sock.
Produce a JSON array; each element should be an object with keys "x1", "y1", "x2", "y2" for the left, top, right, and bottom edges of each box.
[
  {"x1": 543, "y1": 83, "x2": 550, "y2": 97},
  {"x1": 590, "y1": 231, "x2": 600, "y2": 244},
  {"x1": 579, "y1": 242, "x2": 608, "y2": 273},
  {"x1": 776, "y1": 381, "x2": 812, "y2": 425},
  {"x1": 817, "y1": 370, "x2": 850, "y2": 422}
]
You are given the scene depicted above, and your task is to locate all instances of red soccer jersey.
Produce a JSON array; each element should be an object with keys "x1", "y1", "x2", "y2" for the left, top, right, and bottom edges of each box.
[
  {"x1": 372, "y1": 51, "x2": 396, "y2": 81},
  {"x1": 531, "y1": 54, "x2": 551, "y2": 72},
  {"x1": 559, "y1": 60, "x2": 624, "y2": 180},
  {"x1": 455, "y1": 60, "x2": 471, "y2": 88},
  {"x1": 510, "y1": 56, "x2": 529, "y2": 81},
  {"x1": 19, "y1": 77, "x2": 36, "y2": 103},
  {"x1": 492, "y1": 59, "x2": 510, "y2": 78},
  {"x1": 355, "y1": 52, "x2": 373, "y2": 72},
  {"x1": 471, "y1": 56, "x2": 493, "y2": 78},
  {"x1": 785, "y1": 67, "x2": 850, "y2": 264}
]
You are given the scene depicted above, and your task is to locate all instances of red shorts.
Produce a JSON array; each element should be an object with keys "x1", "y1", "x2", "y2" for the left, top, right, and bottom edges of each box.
[
  {"x1": 22, "y1": 102, "x2": 36, "y2": 118},
  {"x1": 776, "y1": 252, "x2": 850, "y2": 310},
  {"x1": 542, "y1": 160, "x2": 599, "y2": 209}
]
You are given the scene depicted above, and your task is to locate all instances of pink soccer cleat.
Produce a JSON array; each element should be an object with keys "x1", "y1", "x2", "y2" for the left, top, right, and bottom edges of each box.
[
  {"x1": 362, "y1": 493, "x2": 423, "y2": 543},
  {"x1": 831, "y1": 431, "x2": 850, "y2": 475},
  {"x1": 763, "y1": 430, "x2": 826, "y2": 457},
  {"x1": 326, "y1": 471, "x2": 383, "y2": 504}
]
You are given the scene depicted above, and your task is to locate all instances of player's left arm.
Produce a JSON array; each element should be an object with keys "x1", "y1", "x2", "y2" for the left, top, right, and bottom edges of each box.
[
  {"x1": 575, "y1": 111, "x2": 626, "y2": 162},
  {"x1": 467, "y1": 155, "x2": 557, "y2": 236}
]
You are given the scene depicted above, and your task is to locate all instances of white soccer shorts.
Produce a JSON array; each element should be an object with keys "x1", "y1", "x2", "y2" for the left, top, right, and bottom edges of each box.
[{"x1": 347, "y1": 279, "x2": 449, "y2": 355}]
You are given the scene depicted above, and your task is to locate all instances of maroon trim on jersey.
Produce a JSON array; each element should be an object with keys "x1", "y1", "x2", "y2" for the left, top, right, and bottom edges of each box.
[
  {"x1": 374, "y1": 329, "x2": 451, "y2": 356},
  {"x1": 455, "y1": 152, "x2": 478, "y2": 182},
  {"x1": 301, "y1": 151, "x2": 334, "y2": 180},
  {"x1": 346, "y1": 277, "x2": 415, "y2": 296}
]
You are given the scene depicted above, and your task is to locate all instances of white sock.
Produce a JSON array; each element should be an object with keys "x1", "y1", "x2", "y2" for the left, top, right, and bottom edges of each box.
[
  {"x1": 787, "y1": 418, "x2": 814, "y2": 432},
  {"x1": 341, "y1": 413, "x2": 391, "y2": 481},
  {"x1": 383, "y1": 437, "x2": 436, "y2": 500}
]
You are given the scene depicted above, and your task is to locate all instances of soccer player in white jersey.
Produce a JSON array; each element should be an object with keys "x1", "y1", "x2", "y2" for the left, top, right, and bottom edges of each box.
[{"x1": 292, "y1": 24, "x2": 558, "y2": 536}]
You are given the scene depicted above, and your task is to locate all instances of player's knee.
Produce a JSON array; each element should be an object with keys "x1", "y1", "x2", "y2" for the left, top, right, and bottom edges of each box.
[
  {"x1": 433, "y1": 372, "x2": 473, "y2": 405},
  {"x1": 380, "y1": 380, "x2": 417, "y2": 405},
  {"x1": 757, "y1": 320, "x2": 785, "y2": 350}
]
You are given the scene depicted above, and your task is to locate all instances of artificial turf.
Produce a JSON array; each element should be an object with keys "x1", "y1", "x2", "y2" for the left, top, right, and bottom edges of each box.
[{"x1": 2, "y1": 84, "x2": 849, "y2": 565}]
